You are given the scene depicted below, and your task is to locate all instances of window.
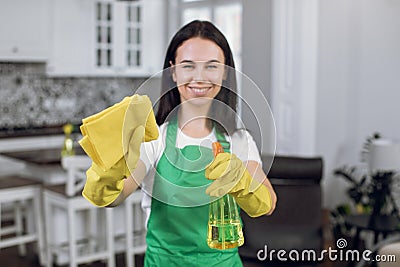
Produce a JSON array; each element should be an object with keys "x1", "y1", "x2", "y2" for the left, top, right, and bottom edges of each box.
[
  {"x1": 96, "y1": 2, "x2": 113, "y2": 67},
  {"x1": 126, "y1": 3, "x2": 142, "y2": 67},
  {"x1": 95, "y1": 0, "x2": 144, "y2": 71}
]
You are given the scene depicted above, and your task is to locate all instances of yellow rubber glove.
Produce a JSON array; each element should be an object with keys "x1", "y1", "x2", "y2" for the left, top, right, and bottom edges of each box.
[
  {"x1": 205, "y1": 152, "x2": 272, "y2": 217},
  {"x1": 79, "y1": 95, "x2": 158, "y2": 207},
  {"x1": 82, "y1": 157, "x2": 129, "y2": 207}
]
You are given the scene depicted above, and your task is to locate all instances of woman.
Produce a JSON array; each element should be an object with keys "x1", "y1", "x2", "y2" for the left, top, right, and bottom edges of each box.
[{"x1": 80, "y1": 20, "x2": 276, "y2": 267}]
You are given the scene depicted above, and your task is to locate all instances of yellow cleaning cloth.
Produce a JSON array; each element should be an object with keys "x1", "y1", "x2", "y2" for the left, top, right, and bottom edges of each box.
[
  {"x1": 205, "y1": 152, "x2": 272, "y2": 217},
  {"x1": 79, "y1": 95, "x2": 158, "y2": 171}
]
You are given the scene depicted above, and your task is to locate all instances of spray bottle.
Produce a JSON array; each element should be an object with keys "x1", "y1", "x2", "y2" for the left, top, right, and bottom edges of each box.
[{"x1": 207, "y1": 142, "x2": 244, "y2": 250}]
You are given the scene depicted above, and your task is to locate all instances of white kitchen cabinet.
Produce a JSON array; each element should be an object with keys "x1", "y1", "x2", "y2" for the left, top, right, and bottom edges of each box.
[
  {"x1": 0, "y1": 0, "x2": 49, "y2": 61},
  {"x1": 47, "y1": 0, "x2": 165, "y2": 77}
]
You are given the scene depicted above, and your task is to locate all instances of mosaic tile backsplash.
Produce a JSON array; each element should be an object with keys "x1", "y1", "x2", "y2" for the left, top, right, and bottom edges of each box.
[{"x1": 0, "y1": 63, "x2": 145, "y2": 129}]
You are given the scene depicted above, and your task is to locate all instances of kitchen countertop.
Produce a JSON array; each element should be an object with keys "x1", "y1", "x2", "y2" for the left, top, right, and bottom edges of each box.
[
  {"x1": 0, "y1": 124, "x2": 80, "y2": 138},
  {"x1": 1, "y1": 146, "x2": 85, "y2": 165},
  {"x1": 0, "y1": 125, "x2": 63, "y2": 138},
  {"x1": 0, "y1": 124, "x2": 83, "y2": 154}
]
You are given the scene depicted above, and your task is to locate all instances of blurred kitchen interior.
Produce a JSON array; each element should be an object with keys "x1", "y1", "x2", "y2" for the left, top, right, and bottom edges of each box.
[{"x1": 0, "y1": 0, "x2": 399, "y2": 266}]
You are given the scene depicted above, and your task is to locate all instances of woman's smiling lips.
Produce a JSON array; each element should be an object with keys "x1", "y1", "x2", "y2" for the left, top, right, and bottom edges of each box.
[{"x1": 188, "y1": 86, "x2": 213, "y2": 96}]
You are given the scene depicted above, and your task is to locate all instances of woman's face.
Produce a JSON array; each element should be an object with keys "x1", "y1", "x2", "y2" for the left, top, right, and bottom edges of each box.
[{"x1": 172, "y1": 37, "x2": 225, "y2": 105}]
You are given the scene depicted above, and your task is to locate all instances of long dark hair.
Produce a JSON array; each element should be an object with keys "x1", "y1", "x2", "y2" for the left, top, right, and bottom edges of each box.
[{"x1": 155, "y1": 20, "x2": 238, "y2": 135}]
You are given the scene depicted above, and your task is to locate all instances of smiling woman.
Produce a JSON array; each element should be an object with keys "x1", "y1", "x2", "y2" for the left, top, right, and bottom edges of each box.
[{"x1": 80, "y1": 19, "x2": 276, "y2": 267}]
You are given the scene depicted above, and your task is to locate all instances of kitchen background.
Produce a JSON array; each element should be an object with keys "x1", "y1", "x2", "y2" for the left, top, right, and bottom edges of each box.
[
  {"x1": 1, "y1": 1, "x2": 400, "y2": 266},
  {"x1": 0, "y1": 62, "x2": 143, "y2": 130}
]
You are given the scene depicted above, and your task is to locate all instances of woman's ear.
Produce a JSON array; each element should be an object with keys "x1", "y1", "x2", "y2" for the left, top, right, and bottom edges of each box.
[{"x1": 169, "y1": 60, "x2": 177, "y2": 82}]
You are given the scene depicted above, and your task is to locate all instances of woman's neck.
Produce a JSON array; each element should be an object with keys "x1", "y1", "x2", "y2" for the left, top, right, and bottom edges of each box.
[{"x1": 178, "y1": 104, "x2": 212, "y2": 138}]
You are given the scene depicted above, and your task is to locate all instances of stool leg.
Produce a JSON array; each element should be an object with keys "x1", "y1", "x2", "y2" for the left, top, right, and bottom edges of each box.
[
  {"x1": 44, "y1": 196, "x2": 53, "y2": 267},
  {"x1": 68, "y1": 206, "x2": 77, "y2": 267},
  {"x1": 106, "y1": 208, "x2": 115, "y2": 267},
  {"x1": 33, "y1": 188, "x2": 46, "y2": 266},
  {"x1": 88, "y1": 208, "x2": 97, "y2": 253},
  {"x1": 15, "y1": 200, "x2": 27, "y2": 256},
  {"x1": 125, "y1": 200, "x2": 134, "y2": 267},
  {"x1": 126, "y1": 201, "x2": 134, "y2": 267},
  {"x1": 0, "y1": 203, "x2": 2, "y2": 248}
]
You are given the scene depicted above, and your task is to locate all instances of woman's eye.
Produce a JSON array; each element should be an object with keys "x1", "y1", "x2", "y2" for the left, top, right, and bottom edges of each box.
[
  {"x1": 182, "y1": 64, "x2": 194, "y2": 69},
  {"x1": 206, "y1": 64, "x2": 218, "y2": 69}
]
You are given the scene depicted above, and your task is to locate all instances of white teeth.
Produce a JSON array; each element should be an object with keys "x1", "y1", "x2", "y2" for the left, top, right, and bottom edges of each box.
[{"x1": 190, "y1": 87, "x2": 210, "y2": 93}]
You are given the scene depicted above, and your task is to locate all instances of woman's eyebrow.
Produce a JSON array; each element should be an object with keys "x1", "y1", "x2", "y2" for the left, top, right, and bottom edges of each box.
[
  {"x1": 207, "y1": 60, "x2": 221, "y2": 63},
  {"x1": 178, "y1": 59, "x2": 222, "y2": 64},
  {"x1": 179, "y1": 60, "x2": 195, "y2": 64}
]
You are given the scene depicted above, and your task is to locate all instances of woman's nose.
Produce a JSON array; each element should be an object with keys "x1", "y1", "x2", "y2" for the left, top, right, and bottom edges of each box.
[{"x1": 193, "y1": 65, "x2": 206, "y2": 82}]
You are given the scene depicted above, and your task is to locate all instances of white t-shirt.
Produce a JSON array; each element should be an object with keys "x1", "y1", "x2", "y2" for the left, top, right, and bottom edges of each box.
[{"x1": 139, "y1": 121, "x2": 262, "y2": 222}]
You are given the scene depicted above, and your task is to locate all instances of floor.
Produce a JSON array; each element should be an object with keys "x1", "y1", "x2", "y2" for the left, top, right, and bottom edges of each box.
[
  {"x1": 0, "y1": 244, "x2": 350, "y2": 267},
  {"x1": 0, "y1": 244, "x2": 145, "y2": 267}
]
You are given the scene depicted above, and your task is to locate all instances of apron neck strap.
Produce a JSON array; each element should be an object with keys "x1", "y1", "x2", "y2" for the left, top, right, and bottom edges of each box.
[{"x1": 165, "y1": 116, "x2": 178, "y2": 149}]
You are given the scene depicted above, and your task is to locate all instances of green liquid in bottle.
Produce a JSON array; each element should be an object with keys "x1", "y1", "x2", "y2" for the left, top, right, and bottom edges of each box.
[{"x1": 207, "y1": 219, "x2": 244, "y2": 250}]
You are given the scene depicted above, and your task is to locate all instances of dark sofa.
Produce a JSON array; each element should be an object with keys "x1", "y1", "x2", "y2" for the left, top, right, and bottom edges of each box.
[{"x1": 239, "y1": 155, "x2": 324, "y2": 267}]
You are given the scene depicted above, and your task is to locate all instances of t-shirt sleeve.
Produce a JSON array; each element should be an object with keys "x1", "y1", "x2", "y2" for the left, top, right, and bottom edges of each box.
[
  {"x1": 230, "y1": 129, "x2": 262, "y2": 166},
  {"x1": 139, "y1": 124, "x2": 164, "y2": 173}
]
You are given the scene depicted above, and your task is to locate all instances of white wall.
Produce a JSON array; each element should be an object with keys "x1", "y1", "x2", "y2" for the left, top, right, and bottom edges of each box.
[
  {"x1": 242, "y1": 0, "x2": 272, "y2": 100},
  {"x1": 317, "y1": 0, "x2": 400, "y2": 208},
  {"x1": 241, "y1": 0, "x2": 273, "y2": 153},
  {"x1": 269, "y1": 0, "x2": 319, "y2": 156}
]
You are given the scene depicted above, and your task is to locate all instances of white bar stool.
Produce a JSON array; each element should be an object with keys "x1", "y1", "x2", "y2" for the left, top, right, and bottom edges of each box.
[
  {"x1": 124, "y1": 190, "x2": 147, "y2": 267},
  {"x1": 43, "y1": 155, "x2": 115, "y2": 267},
  {"x1": 0, "y1": 176, "x2": 45, "y2": 266}
]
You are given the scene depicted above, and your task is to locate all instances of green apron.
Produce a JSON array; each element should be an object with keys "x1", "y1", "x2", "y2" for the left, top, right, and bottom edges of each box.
[{"x1": 144, "y1": 118, "x2": 243, "y2": 267}]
